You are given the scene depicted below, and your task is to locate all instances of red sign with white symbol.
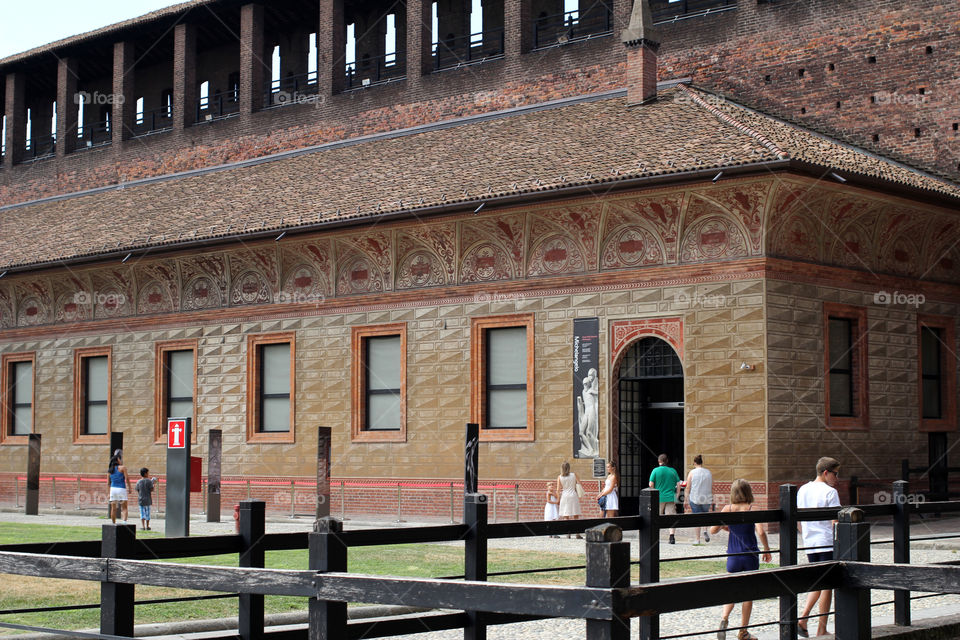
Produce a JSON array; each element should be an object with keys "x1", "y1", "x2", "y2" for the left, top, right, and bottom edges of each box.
[{"x1": 168, "y1": 419, "x2": 186, "y2": 448}]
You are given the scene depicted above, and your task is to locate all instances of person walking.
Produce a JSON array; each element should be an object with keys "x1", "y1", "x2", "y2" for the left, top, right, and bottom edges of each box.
[
  {"x1": 685, "y1": 454, "x2": 714, "y2": 543},
  {"x1": 107, "y1": 449, "x2": 129, "y2": 524},
  {"x1": 556, "y1": 461, "x2": 583, "y2": 539},
  {"x1": 649, "y1": 453, "x2": 681, "y2": 543},
  {"x1": 597, "y1": 461, "x2": 619, "y2": 517},
  {"x1": 544, "y1": 480, "x2": 560, "y2": 537},
  {"x1": 135, "y1": 468, "x2": 157, "y2": 530},
  {"x1": 710, "y1": 479, "x2": 771, "y2": 640},
  {"x1": 796, "y1": 456, "x2": 841, "y2": 637}
]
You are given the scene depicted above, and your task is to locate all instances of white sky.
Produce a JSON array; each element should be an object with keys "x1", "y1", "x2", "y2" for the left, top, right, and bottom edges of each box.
[{"x1": 0, "y1": 1, "x2": 183, "y2": 59}]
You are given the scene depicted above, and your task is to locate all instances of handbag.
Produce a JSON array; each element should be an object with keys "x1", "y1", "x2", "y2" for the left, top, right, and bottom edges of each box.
[
  {"x1": 597, "y1": 495, "x2": 607, "y2": 510},
  {"x1": 576, "y1": 482, "x2": 585, "y2": 498}
]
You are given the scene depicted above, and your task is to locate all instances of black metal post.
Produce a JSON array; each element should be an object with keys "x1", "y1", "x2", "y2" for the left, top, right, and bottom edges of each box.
[
  {"x1": 309, "y1": 517, "x2": 347, "y2": 640},
  {"x1": 901, "y1": 459, "x2": 910, "y2": 482},
  {"x1": 207, "y1": 429, "x2": 222, "y2": 523},
  {"x1": 316, "y1": 426, "x2": 332, "y2": 519},
  {"x1": 464, "y1": 422, "x2": 479, "y2": 500},
  {"x1": 639, "y1": 488, "x2": 659, "y2": 640},
  {"x1": 834, "y1": 507, "x2": 870, "y2": 640},
  {"x1": 464, "y1": 492, "x2": 488, "y2": 640},
  {"x1": 585, "y1": 523, "x2": 631, "y2": 640},
  {"x1": 100, "y1": 523, "x2": 136, "y2": 637},
  {"x1": 892, "y1": 480, "x2": 911, "y2": 626},
  {"x1": 779, "y1": 484, "x2": 799, "y2": 640},
  {"x1": 239, "y1": 500, "x2": 265, "y2": 640},
  {"x1": 25, "y1": 434, "x2": 41, "y2": 516}
]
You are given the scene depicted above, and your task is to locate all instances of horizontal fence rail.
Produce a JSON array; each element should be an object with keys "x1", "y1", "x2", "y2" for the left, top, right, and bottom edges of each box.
[{"x1": 1, "y1": 481, "x2": 959, "y2": 640}]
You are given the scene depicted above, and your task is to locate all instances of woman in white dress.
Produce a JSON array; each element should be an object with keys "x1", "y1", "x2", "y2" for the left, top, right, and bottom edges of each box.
[
  {"x1": 556, "y1": 461, "x2": 582, "y2": 538},
  {"x1": 544, "y1": 482, "x2": 560, "y2": 537},
  {"x1": 597, "y1": 461, "x2": 620, "y2": 517}
]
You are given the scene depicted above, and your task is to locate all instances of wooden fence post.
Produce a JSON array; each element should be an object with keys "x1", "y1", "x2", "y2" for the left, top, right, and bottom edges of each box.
[
  {"x1": 638, "y1": 488, "x2": 659, "y2": 640},
  {"x1": 585, "y1": 523, "x2": 631, "y2": 640},
  {"x1": 100, "y1": 523, "x2": 136, "y2": 638},
  {"x1": 239, "y1": 500, "x2": 265, "y2": 640},
  {"x1": 779, "y1": 484, "x2": 799, "y2": 640},
  {"x1": 309, "y1": 516, "x2": 347, "y2": 640},
  {"x1": 892, "y1": 480, "x2": 911, "y2": 626},
  {"x1": 834, "y1": 507, "x2": 870, "y2": 640},
  {"x1": 464, "y1": 491, "x2": 488, "y2": 640}
]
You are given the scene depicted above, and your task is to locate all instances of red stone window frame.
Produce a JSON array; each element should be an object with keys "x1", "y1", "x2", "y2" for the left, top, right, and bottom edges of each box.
[
  {"x1": 154, "y1": 339, "x2": 199, "y2": 444},
  {"x1": 73, "y1": 346, "x2": 112, "y2": 445},
  {"x1": 245, "y1": 333, "x2": 296, "y2": 444},
  {"x1": 918, "y1": 314, "x2": 957, "y2": 432},
  {"x1": 351, "y1": 323, "x2": 407, "y2": 443},
  {"x1": 823, "y1": 303, "x2": 869, "y2": 431},
  {"x1": 470, "y1": 314, "x2": 535, "y2": 442},
  {"x1": 1, "y1": 352, "x2": 35, "y2": 446}
]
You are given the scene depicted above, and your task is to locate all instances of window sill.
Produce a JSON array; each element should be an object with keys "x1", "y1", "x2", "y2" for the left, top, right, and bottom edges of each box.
[
  {"x1": 73, "y1": 434, "x2": 110, "y2": 445},
  {"x1": 246, "y1": 431, "x2": 295, "y2": 444},
  {"x1": 0, "y1": 435, "x2": 30, "y2": 446},
  {"x1": 479, "y1": 428, "x2": 535, "y2": 442}
]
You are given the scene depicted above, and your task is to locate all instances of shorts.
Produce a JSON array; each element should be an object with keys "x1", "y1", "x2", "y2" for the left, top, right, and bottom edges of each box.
[
  {"x1": 109, "y1": 487, "x2": 128, "y2": 502},
  {"x1": 659, "y1": 502, "x2": 677, "y2": 515},
  {"x1": 727, "y1": 553, "x2": 760, "y2": 573},
  {"x1": 807, "y1": 551, "x2": 833, "y2": 563},
  {"x1": 139, "y1": 505, "x2": 151, "y2": 520},
  {"x1": 690, "y1": 502, "x2": 710, "y2": 514}
]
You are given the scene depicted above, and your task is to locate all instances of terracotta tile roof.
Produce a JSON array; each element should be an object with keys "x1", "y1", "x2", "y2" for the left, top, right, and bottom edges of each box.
[
  {"x1": 1, "y1": 84, "x2": 958, "y2": 272},
  {"x1": 0, "y1": 1, "x2": 212, "y2": 67}
]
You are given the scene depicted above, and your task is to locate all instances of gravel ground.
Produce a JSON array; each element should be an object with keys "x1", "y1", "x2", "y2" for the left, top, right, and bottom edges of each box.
[{"x1": 2, "y1": 510, "x2": 959, "y2": 640}]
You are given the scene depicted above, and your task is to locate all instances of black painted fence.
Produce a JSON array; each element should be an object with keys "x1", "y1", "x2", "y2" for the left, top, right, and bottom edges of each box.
[{"x1": 1, "y1": 481, "x2": 960, "y2": 640}]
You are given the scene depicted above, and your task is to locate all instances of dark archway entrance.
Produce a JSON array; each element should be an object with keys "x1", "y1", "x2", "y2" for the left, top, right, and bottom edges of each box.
[{"x1": 615, "y1": 337, "x2": 684, "y2": 516}]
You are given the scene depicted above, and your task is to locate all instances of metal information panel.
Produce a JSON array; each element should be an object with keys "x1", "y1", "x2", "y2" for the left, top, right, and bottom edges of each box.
[
  {"x1": 165, "y1": 417, "x2": 191, "y2": 537},
  {"x1": 593, "y1": 458, "x2": 607, "y2": 478}
]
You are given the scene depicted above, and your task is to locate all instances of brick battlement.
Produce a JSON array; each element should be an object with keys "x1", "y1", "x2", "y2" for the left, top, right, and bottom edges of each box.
[{"x1": 1, "y1": 0, "x2": 956, "y2": 207}]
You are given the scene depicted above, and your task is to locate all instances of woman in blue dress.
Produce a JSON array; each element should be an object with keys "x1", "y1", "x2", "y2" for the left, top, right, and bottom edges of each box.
[
  {"x1": 107, "y1": 449, "x2": 129, "y2": 523},
  {"x1": 709, "y1": 479, "x2": 771, "y2": 640}
]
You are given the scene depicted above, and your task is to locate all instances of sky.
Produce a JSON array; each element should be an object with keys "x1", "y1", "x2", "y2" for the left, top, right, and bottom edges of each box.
[{"x1": 0, "y1": 1, "x2": 183, "y2": 59}]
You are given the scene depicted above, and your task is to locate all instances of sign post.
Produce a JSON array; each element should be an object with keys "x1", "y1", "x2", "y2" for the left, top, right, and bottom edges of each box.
[{"x1": 165, "y1": 417, "x2": 191, "y2": 537}]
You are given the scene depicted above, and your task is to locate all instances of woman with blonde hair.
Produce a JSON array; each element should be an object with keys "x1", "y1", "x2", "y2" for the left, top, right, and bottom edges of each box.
[
  {"x1": 556, "y1": 461, "x2": 582, "y2": 538},
  {"x1": 597, "y1": 461, "x2": 619, "y2": 517},
  {"x1": 709, "y1": 479, "x2": 771, "y2": 640}
]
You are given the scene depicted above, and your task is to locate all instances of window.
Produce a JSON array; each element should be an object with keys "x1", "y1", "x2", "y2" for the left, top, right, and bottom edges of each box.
[
  {"x1": 155, "y1": 340, "x2": 197, "y2": 443},
  {"x1": 245, "y1": 333, "x2": 295, "y2": 442},
  {"x1": 73, "y1": 347, "x2": 111, "y2": 443},
  {"x1": 471, "y1": 314, "x2": 535, "y2": 441},
  {"x1": 1, "y1": 353, "x2": 34, "y2": 445},
  {"x1": 823, "y1": 303, "x2": 868, "y2": 429},
  {"x1": 918, "y1": 315, "x2": 957, "y2": 432},
  {"x1": 351, "y1": 324, "x2": 406, "y2": 442}
]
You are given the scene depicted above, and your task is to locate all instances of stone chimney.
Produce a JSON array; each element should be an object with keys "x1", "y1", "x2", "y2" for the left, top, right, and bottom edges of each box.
[{"x1": 621, "y1": 0, "x2": 660, "y2": 105}]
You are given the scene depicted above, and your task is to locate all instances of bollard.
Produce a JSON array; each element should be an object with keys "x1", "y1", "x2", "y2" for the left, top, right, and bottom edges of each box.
[
  {"x1": 238, "y1": 500, "x2": 265, "y2": 640},
  {"x1": 892, "y1": 480, "x2": 911, "y2": 626},
  {"x1": 395, "y1": 483, "x2": 405, "y2": 523},
  {"x1": 290, "y1": 480, "x2": 296, "y2": 519},
  {"x1": 585, "y1": 523, "x2": 631, "y2": 640},
  {"x1": 310, "y1": 517, "x2": 347, "y2": 639},
  {"x1": 639, "y1": 489, "x2": 660, "y2": 640},
  {"x1": 100, "y1": 524, "x2": 136, "y2": 637},
  {"x1": 464, "y1": 493, "x2": 488, "y2": 640}
]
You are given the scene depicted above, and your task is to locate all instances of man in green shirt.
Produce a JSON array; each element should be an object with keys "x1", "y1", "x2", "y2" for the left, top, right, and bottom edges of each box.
[{"x1": 649, "y1": 453, "x2": 681, "y2": 544}]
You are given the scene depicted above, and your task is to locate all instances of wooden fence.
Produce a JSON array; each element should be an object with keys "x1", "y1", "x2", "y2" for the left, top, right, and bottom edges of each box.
[{"x1": 1, "y1": 480, "x2": 960, "y2": 640}]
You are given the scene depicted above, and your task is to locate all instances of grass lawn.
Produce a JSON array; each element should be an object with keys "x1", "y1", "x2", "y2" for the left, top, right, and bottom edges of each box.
[{"x1": 0, "y1": 522, "x2": 757, "y2": 633}]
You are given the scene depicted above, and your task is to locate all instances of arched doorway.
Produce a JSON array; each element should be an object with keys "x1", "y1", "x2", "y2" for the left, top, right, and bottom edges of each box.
[{"x1": 614, "y1": 336, "x2": 684, "y2": 516}]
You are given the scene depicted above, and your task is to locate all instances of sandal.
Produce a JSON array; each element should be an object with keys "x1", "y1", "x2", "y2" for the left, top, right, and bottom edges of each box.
[
  {"x1": 717, "y1": 618, "x2": 728, "y2": 640},
  {"x1": 797, "y1": 623, "x2": 809, "y2": 638},
  {"x1": 737, "y1": 631, "x2": 757, "y2": 640}
]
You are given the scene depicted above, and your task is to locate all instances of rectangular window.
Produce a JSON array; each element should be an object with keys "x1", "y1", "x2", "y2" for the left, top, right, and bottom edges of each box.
[
  {"x1": 471, "y1": 314, "x2": 535, "y2": 441},
  {"x1": 823, "y1": 303, "x2": 868, "y2": 430},
  {"x1": 1, "y1": 353, "x2": 35, "y2": 445},
  {"x1": 918, "y1": 315, "x2": 957, "y2": 432},
  {"x1": 352, "y1": 324, "x2": 406, "y2": 442},
  {"x1": 246, "y1": 333, "x2": 295, "y2": 443},
  {"x1": 155, "y1": 340, "x2": 197, "y2": 442},
  {"x1": 73, "y1": 346, "x2": 111, "y2": 443}
]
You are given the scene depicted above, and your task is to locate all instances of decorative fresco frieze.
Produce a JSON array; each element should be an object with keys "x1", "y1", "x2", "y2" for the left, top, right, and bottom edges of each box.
[{"x1": 1, "y1": 177, "x2": 957, "y2": 330}]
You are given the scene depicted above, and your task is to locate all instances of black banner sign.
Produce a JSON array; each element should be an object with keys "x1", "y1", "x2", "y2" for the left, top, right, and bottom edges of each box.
[{"x1": 573, "y1": 318, "x2": 600, "y2": 459}]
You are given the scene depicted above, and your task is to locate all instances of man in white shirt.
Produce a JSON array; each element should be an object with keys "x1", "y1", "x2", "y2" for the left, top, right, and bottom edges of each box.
[
  {"x1": 684, "y1": 454, "x2": 713, "y2": 543},
  {"x1": 796, "y1": 456, "x2": 841, "y2": 637}
]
